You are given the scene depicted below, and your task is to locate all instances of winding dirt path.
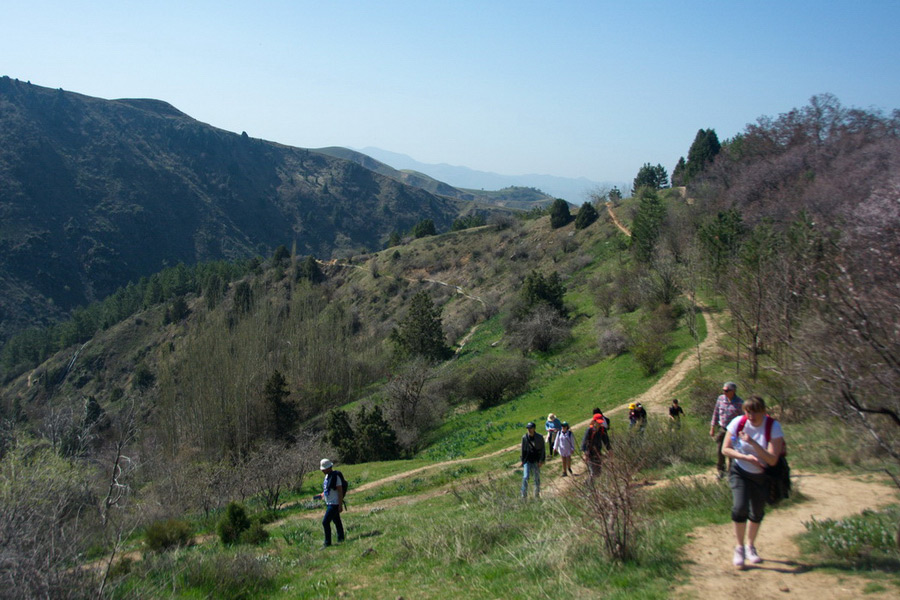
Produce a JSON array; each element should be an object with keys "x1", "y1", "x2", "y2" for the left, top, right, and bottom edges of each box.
[
  {"x1": 676, "y1": 472, "x2": 898, "y2": 599},
  {"x1": 607, "y1": 201, "x2": 631, "y2": 236}
]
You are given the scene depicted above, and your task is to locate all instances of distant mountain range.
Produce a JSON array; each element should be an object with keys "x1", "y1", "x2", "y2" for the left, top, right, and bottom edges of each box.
[
  {"x1": 315, "y1": 146, "x2": 555, "y2": 209},
  {"x1": 357, "y1": 147, "x2": 624, "y2": 203},
  {"x1": 0, "y1": 78, "x2": 494, "y2": 341}
]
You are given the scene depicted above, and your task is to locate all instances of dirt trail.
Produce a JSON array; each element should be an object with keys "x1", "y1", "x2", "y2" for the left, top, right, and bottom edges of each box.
[
  {"x1": 607, "y1": 201, "x2": 631, "y2": 237},
  {"x1": 677, "y1": 472, "x2": 898, "y2": 599}
]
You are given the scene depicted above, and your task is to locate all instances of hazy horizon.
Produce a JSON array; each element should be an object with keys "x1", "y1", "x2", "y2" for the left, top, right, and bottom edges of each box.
[{"x1": 3, "y1": 1, "x2": 898, "y2": 183}]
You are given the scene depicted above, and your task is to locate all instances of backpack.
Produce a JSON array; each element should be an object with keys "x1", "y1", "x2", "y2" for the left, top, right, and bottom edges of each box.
[
  {"x1": 330, "y1": 470, "x2": 350, "y2": 497},
  {"x1": 736, "y1": 415, "x2": 790, "y2": 505}
]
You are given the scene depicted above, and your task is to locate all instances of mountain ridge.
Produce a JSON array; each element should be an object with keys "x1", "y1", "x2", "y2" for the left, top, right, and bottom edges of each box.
[{"x1": 0, "y1": 77, "x2": 488, "y2": 342}]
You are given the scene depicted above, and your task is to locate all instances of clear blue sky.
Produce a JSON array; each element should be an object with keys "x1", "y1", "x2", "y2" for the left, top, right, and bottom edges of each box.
[{"x1": 3, "y1": 1, "x2": 898, "y2": 183}]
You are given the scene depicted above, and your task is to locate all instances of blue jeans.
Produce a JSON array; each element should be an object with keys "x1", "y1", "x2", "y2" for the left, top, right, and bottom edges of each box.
[
  {"x1": 322, "y1": 504, "x2": 344, "y2": 545},
  {"x1": 521, "y1": 462, "x2": 541, "y2": 498}
]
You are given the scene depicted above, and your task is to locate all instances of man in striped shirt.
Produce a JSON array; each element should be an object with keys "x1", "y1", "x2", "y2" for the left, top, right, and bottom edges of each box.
[{"x1": 709, "y1": 381, "x2": 743, "y2": 479}]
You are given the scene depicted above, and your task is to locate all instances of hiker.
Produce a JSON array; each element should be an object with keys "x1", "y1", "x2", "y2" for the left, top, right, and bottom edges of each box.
[
  {"x1": 721, "y1": 396, "x2": 784, "y2": 568},
  {"x1": 668, "y1": 399, "x2": 684, "y2": 428},
  {"x1": 520, "y1": 422, "x2": 546, "y2": 498},
  {"x1": 314, "y1": 458, "x2": 346, "y2": 548},
  {"x1": 591, "y1": 407, "x2": 611, "y2": 448},
  {"x1": 545, "y1": 413, "x2": 562, "y2": 457},
  {"x1": 634, "y1": 402, "x2": 648, "y2": 431},
  {"x1": 709, "y1": 381, "x2": 743, "y2": 479},
  {"x1": 581, "y1": 414, "x2": 611, "y2": 477},
  {"x1": 552, "y1": 421, "x2": 576, "y2": 476},
  {"x1": 628, "y1": 403, "x2": 638, "y2": 428}
]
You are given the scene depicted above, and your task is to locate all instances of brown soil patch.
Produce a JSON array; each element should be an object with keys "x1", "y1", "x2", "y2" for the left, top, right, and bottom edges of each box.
[{"x1": 676, "y1": 472, "x2": 898, "y2": 599}]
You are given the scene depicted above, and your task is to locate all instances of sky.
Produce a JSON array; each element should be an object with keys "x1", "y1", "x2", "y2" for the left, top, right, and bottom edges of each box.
[{"x1": 3, "y1": 1, "x2": 899, "y2": 184}]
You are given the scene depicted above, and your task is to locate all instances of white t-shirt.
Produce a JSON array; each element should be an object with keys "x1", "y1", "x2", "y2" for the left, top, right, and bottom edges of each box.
[{"x1": 726, "y1": 415, "x2": 784, "y2": 474}]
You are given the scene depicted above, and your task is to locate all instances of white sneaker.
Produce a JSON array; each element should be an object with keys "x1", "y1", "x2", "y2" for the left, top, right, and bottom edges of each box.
[
  {"x1": 744, "y1": 544, "x2": 762, "y2": 564},
  {"x1": 732, "y1": 545, "x2": 745, "y2": 568}
]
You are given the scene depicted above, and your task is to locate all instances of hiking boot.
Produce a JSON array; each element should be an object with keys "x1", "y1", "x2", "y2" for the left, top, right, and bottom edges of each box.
[
  {"x1": 732, "y1": 545, "x2": 745, "y2": 568},
  {"x1": 562, "y1": 472, "x2": 568, "y2": 477},
  {"x1": 744, "y1": 545, "x2": 762, "y2": 564},
  {"x1": 320, "y1": 543, "x2": 331, "y2": 550}
]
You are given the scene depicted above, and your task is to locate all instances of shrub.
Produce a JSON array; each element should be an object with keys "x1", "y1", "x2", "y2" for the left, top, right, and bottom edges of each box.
[
  {"x1": 239, "y1": 518, "x2": 269, "y2": 545},
  {"x1": 144, "y1": 518, "x2": 193, "y2": 552},
  {"x1": 549, "y1": 198, "x2": 572, "y2": 228},
  {"x1": 507, "y1": 305, "x2": 571, "y2": 354},
  {"x1": 217, "y1": 502, "x2": 251, "y2": 546},
  {"x1": 802, "y1": 507, "x2": 900, "y2": 559},
  {"x1": 596, "y1": 318, "x2": 630, "y2": 357},
  {"x1": 464, "y1": 355, "x2": 533, "y2": 409}
]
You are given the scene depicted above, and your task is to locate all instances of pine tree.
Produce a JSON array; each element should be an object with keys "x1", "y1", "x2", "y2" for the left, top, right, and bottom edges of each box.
[
  {"x1": 520, "y1": 271, "x2": 567, "y2": 317},
  {"x1": 632, "y1": 163, "x2": 669, "y2": 192},
  {"x1": 412, "y1": 219, "x2": 436, "y2": 238},
  {"x1": 355, "y1": 405, "x2": 400, "y2": 461},
  {"x1": 390, "y1": 292, "x2": 451, "y2": 362},
  {"x1": 549, "y1": 198, "x2": 572, "y2": 228},
  {"x1": 264, "y1": 370, "x2": 298, "y2": 443},
  {"x1": 574, "y1": 202, "x2": 599, "y2": 229},
  {"x1": 684, "y1": 128, "x2": 721, "y2": 182},
  {"x1": 297, "y1": 256, "x2": 324, "y2": 284},
  {"x1": 325, "y1": 409, "x2": 359, "y2": 463},
  {"x1": 630, "y1": 190, "x2": 667, "y2": 263}
]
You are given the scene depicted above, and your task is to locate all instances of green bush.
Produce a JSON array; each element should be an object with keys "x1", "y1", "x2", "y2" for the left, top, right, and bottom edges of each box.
[
  {"x1": 144, "y1": 518, "x2": 193, "y2": 552},
  {"x1": 217, "y1": 502, "x2": 251, "y2": 546},
  {"x1": 802, "y1": 507, "x2": 900, "y2": 559},
  {"x1": 239, "y1": 518, "x2": 270, "y2": 545}
]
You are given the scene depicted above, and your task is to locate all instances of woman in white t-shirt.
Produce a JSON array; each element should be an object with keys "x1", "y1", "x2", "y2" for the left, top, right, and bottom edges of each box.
[{"x1": 721, "y1": 395, "x2": 784, "y2": 569}]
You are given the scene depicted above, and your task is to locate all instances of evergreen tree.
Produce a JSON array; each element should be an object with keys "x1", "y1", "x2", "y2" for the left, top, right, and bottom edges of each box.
[
  {"x1": 698, "y1": 208, "x2": 746, "y2": 278},
  {"x1": 632, "y1": 163, "x2": 669, "y2": 192},
  {"x1": 574, "y1": 202, "x2": 599, "y2": 229},
  {"x1": 390, "y1": 292, "x2": 451, "y2": 362},
  {"x1": 355, "y1": 405, "x2": 400, "y2": 461},
  {"x1": 297, "y1": 256, "x2": 324, "y2": 284},
  {"x1": 412, "y1": 219, "x2": 436, "y2": 238},
  {"x1": 672, "y1": 156, "x2": 687, "y2": 186},
  {"x1": 549, "y1": 198, "x2": 572, "y2": 228},
  {"x1": 630, "y1": 190, "x2": 667, "y2": 263},
  {"x1": 521, "y1": 270, "x2": 567, "y2": 317},
  {"x1": 325, "y1": 408, "x2": 359, "y2": 463},
  {"x1": 684, "y1": 128, "x2": 721, "y2": 182},
  {"x1": 386, "y1": 231, "x2": 402, "y2": 248},
  {"x1": 271, "y1": 244, "x2": 290, "y2": 265},
  {"x1": 264, "y1": 370, "x2": 298, "y2": 443}
]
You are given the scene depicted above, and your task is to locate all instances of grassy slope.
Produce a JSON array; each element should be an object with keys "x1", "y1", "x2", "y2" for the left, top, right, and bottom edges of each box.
[{"x1": 61, "y1": 206, "x2": 897, "y2": 597}]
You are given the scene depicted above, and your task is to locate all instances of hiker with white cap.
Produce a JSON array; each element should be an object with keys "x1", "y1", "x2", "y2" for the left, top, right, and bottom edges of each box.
[{"x1": 314, "y1": 458, "x2": 347, "y2": 548}]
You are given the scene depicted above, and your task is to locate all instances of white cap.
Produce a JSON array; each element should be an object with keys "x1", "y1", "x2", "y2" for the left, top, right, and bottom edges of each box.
[{"x1": 320, "y1": 458, "x2": 333, "y2": 470}]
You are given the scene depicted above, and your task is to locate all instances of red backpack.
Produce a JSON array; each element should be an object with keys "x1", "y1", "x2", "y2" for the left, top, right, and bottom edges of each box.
[{"x1": 736, "y1": 415, "x2": 787, "y2": 457}]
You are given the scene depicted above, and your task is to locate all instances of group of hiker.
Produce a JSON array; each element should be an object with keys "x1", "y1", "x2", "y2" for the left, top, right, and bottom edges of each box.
[{"x1": 316, "y1": 379, "x2": 785, "y2": 570}]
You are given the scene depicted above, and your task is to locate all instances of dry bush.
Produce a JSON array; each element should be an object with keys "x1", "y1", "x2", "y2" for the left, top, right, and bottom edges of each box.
[
  {"x1": 573, "y1": 446, "x2": 645, "y2": 561},
  {"x1": 383, "y1": 359, "x2": 447, "y2": 451},
  {"x1": 506, "y1": 305, "x2": 571, "y2": 354},
  {"x1": 463, "y1": 355, "x2": 534, "y2": 409},
  {"x1": 596, "y1": 317, "x2": 630, "y2": 357}
]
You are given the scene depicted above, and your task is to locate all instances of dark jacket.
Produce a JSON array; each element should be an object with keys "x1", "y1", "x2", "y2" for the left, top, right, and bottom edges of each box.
[
  {"x1": 581, "y1": 424, "x2": 611, "y2": 459},
  {"x1": 521, "y1": 432, "x2": 546, "y2": 464}
]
